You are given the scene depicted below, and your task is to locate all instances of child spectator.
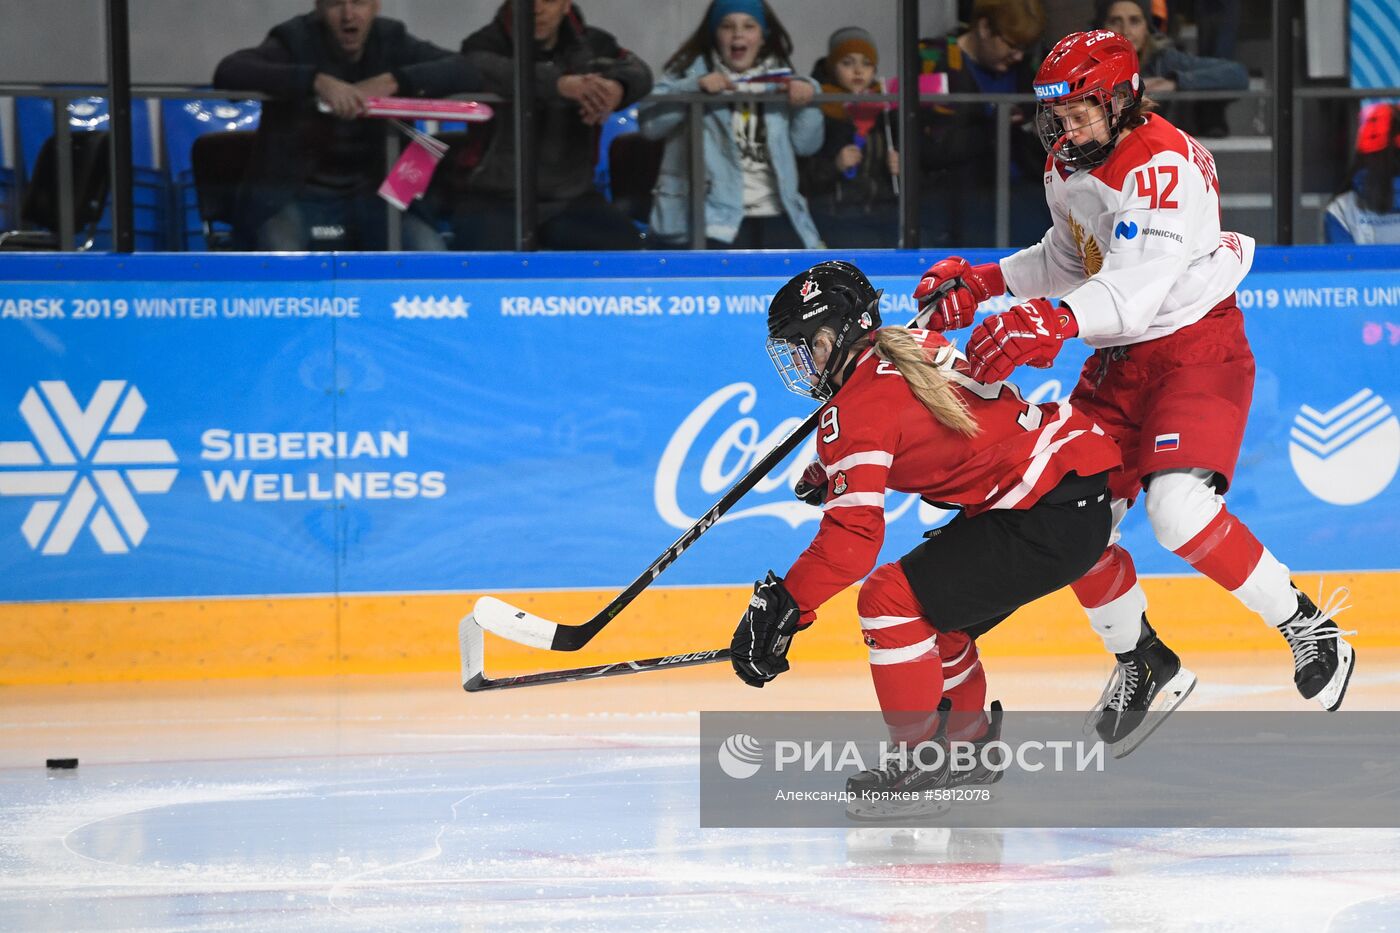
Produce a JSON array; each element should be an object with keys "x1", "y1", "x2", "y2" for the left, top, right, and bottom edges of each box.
[
  {"x1": 917, "y1": 0, "x2": 1050, "y2": 247},
  {"x1": 805, "y1": 27, "x2": 900, "y2": 248},
  {"x1": 214, "y1": 0, "x2": 477, "y2": 250},
  {"x1": 451, "y1": 0, "x2": 653, "y2": 250},
  {"x1": 639, "y1": 0, "x2": 824, "y2": 249},
  {"x1": 1326, "y1": 103, "x2": 1400, "y2": 244}
]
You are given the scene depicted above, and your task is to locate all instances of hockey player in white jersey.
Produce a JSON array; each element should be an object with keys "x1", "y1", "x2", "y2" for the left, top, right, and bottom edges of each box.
[{"x1": 911, "y1": 29, "x2": 1355, "y2": 751}]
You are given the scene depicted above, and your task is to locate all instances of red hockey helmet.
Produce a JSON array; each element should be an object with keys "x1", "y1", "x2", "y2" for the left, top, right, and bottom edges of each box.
[
  {"x1": 1033, "y1": 30, "x2": 1142, "y2": 168},
  {"x1": 1356, "y1": 103, "x2": 1400, "y2": 156}
]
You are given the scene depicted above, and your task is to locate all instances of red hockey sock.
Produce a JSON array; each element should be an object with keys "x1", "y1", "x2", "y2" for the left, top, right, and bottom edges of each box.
[
  {"x1": 937, "y1": 629, "x2": 986, "y2": 712},
  {"x1": 1173, "y1": 506, "x2": 1264, "y2": 591},
  {"x1": 858, "y1": 563, "x2": 943, "y2": 744},
  {"x1": 1071, "y1": 544, "x2": 1139, "y2": 608}
]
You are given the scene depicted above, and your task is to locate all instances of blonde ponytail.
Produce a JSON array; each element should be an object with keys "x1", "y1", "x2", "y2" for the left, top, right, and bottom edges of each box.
[{"x1": 873, "y1": 328, "x2": 979, "y2": 436}]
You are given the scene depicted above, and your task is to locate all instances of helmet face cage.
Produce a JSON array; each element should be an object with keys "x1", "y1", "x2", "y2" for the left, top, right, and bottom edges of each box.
[
  {"x1": 1036, "y1": 83, "x2": 1138, "y2": 169},
  {"x1": 766, "y1": 333, "x2": 827, "y2": 399}
]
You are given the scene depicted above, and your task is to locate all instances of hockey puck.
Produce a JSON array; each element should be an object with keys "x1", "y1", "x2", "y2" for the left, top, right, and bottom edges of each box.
[{"x1": 46, "y1": 758, "x2": 78, "y2": 770}]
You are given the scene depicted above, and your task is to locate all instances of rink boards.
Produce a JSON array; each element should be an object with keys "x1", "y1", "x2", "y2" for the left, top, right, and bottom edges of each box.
[{"x1": 1, "y1": 249, "x2": 1398, "y2": 682}]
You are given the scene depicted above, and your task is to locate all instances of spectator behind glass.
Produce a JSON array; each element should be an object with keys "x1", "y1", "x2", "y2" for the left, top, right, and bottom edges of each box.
[
  {"x1": 804, "y1": 27, "x2": 900, "y2": 249},
  {"x1": 1326, "y1": 103, "x2": 1400, "y2": 245},
  {"x1": 917, "y1": 0, "x2": 1050, "y2": 248},
  {"x1": 213, "y1": 0, "x2": 477, "y2": 251},
  {"x1": 452, "y1": 0, "x2": 653, "y2": 250},
  {"x1": 639, "y1": 0, "x2": 825, "y2": 250},
  {"x1": 1096, "y1": 0, "x2": 1247, "y2": 137}
]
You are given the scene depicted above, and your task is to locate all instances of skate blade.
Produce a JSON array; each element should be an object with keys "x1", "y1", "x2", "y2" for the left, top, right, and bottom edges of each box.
[
  {"x1": 1316, "y1": 639, "x2": 1355, "y2": 712},
  {"x1": 1108, "y1": 667, "x2": 1197, "y2": 759},
  {"x1": 845, "y1": 827, "x2": 952, "y2": 853}
]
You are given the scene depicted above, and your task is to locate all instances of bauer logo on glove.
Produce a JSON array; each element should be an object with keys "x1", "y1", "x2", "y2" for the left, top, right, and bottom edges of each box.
[{"x1": 730, "y1": 572, "x2": 805, "y2": 688}]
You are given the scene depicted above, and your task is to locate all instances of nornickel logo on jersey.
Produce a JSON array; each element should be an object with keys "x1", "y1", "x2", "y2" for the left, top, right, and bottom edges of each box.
[
  {"x1": 0, "y1": 381, "x2": 177, "y2": 555},
  {"x1": 1289, "y1": 389, "x2": 1399, "y2": 506},
  {"x1": 1115, "y1": 221, "x2": 1139, "y2": 240}
]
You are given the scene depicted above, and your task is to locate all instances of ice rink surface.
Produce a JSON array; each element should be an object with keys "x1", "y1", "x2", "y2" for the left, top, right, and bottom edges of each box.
[{"x1": 4, "y1": 652, "x2": 1400, "y2": 932}]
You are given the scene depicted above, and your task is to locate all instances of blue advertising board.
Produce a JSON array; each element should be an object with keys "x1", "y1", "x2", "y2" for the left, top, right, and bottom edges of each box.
[{"x1": 1, "y1": 249, "x2": 1397, "y2": 603}]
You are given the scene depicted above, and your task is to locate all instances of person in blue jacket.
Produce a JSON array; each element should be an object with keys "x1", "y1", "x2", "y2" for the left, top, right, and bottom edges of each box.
[
  {"x1": 1326, "y1": 103, "x2": 1400, "y2": 245},
  {"x1": 639, "y1": 0, "x2": 825, "y2": 249}
]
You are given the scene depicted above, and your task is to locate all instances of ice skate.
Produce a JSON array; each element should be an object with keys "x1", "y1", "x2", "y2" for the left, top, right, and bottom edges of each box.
[
  {"x1": 845, "y1": 701, "x2": 1003, "y2": 821},
  {"x1": 844, "y1": 826, "x2": 952, "y2": 858},
  {"x1": 1279, "y1": 584, "x2": 1356, "y2": 711},
  {"x1": 1088, "y1": 617, "x2": 1196, "y2": 758}
]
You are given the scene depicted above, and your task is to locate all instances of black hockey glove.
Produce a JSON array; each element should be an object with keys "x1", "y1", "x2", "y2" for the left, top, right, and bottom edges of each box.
[
  {"x1": 731, "y1": 571, "x2": 804, "y2": 688},
  {"x1": 793, "y1": 459, "x2": 827, "y2": 507}
]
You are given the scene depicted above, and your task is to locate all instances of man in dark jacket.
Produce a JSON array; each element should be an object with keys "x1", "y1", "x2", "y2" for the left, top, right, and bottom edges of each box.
[
  {"x1": 214, "y1": 0, "x2": 478, "y2": 250},
  {"x1": 451, "y1": 0, "x2": 652, "y2": 250},
  {"x1": 916, "y1": 0, "x2": 1051, "y2": 248}
]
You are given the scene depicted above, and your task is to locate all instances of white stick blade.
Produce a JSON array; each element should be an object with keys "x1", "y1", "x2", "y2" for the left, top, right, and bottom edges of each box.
[
  {"x1": 472, "y1": 596, "x2": 560, "y2": 650},
  {"x1": 459, "y1": 611, "x2": 486, "y2": 687}
]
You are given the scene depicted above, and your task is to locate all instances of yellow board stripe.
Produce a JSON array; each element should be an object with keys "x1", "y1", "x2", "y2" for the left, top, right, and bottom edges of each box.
[{"x1": 2, "y1": 571, "x2": 1395, "y2": 684}]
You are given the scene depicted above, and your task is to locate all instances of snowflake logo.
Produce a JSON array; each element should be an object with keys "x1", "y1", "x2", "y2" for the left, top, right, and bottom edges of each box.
[{"x1": 0, "y1": 381, "x2": 177, "y2": 555}]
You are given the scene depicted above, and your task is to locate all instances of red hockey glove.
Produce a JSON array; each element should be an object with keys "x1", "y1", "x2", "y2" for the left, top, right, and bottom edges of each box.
[
  {"x1": 912, "y1": 257, "x2": 1006, "y2": 332},
  {"x1": 965, "y1": 299, "x2": 1077, "y2": 384},
  {"x1": 793, "y1": 458, "x2": 827, "y2": 506}
]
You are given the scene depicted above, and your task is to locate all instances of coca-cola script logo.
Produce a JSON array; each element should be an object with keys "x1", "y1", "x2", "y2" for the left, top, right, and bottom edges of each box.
[{"x1": 654, "y1": 380, "x2": 1066, "y2": 531}]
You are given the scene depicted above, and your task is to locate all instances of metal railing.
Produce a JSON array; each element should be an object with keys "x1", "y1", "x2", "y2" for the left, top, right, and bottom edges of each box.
[{"x1": 2, "y1": 78, "x2": 1397, "y2": 252}]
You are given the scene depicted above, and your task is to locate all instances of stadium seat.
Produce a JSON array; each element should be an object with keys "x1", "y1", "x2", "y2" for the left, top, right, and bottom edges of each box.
[
  {"x1": 0, "y1": 130, "x2": 111, "y2": 250},
  {"x1": 190, "y1": 131, "x2": 255, "y2": 251},
  {"x1": 594, "y1": 106, "x2": 639, "y2": 197},
  {"x1": 15, "y1": 95, "x2": 166, "y2": 249},
  {"x1": 163, "y1": 99, "x2": 261, "y2": 251},
  {"x1": 606, "y1": 132, "x2": 664, "y2": 228}
]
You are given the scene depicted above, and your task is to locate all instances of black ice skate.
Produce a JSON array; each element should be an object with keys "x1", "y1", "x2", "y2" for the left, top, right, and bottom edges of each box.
[
  {"x1": 1089, "y1": 617, "x2": 1196, "y2": 759},
  {"x1": 845, "y1": 701, "x2": 1003, "y2": 821},
  {"x1": 1278, "y1": 584, "x2": 1355, "y2": 712},
  {"x1": 845, "y1": 699, "x2": 952, "y2": 802}
]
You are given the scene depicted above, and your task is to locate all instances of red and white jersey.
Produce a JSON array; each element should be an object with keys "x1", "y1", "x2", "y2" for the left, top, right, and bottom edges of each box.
[
  {"x1": 782, "y1": 331, "x2": 1122, "y2": 615},
  {"x1": 1000, "y1": 114, "x2": 1255, "y2": 348}
]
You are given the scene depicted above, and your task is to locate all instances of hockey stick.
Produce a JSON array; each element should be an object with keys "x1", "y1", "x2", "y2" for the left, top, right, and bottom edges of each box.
[
  {"x1": 459, "y1": 608, "x2": 729, "y2": 691},
  {"x1": 471, "y1": 406, "x2": 820, "y2": 651},
  {"x1": 470, "y1": 288, "x2": 950, "y2": 654}
]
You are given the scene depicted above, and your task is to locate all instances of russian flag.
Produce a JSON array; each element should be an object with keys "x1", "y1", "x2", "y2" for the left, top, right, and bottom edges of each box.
[{"x1": 1154, "y1": 433, "x2": 1181, "y2": 452}]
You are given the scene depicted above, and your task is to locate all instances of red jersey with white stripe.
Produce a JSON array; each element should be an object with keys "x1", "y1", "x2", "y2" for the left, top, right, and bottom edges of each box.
[
  {"x1": 782, "y1": 330, "x2": 1121, "y2": 616},
  {"x1": 1000, "y1": 113, "x2": 1254, "y2": 348}
]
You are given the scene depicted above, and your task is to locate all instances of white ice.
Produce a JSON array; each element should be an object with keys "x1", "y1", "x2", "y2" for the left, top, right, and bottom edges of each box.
[{"x1": 3, "y1": 667, "x2": 1400, "y2": 931}]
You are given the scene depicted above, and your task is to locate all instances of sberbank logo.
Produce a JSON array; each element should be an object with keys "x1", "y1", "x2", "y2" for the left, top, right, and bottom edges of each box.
[
  {"x1": 0, "y1": 381, "x2": 177, "y2": 554},
  {"x1": 1290, "y1": 388, "x2": 1399, "y2": 506}
]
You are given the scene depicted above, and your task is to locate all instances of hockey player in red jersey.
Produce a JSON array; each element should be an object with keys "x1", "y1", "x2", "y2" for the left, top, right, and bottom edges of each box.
[
  {"x1": 729, "y1": 260, "x2": 1130, "y2": 797},
  {"x1": 911, "y1": 30, "x2": 1356, "y2": 749}
]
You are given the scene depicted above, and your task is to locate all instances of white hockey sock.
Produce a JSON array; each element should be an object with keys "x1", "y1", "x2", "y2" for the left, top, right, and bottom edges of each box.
[
  {"x1": 1085, "y1": 582, "x2": 1147, "y2": 654},
  {"x1": 1228, "y1": 547, "x2": 1297, "y2": 627}
]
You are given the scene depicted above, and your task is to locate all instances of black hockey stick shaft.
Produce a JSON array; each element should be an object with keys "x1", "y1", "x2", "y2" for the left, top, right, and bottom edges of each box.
[
  {"x1": 464, "y1": 648, "x2": 731, "y2": 692},
  {"x1": 548, "y1": 408, "x2": 822, "y2": 650}
]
